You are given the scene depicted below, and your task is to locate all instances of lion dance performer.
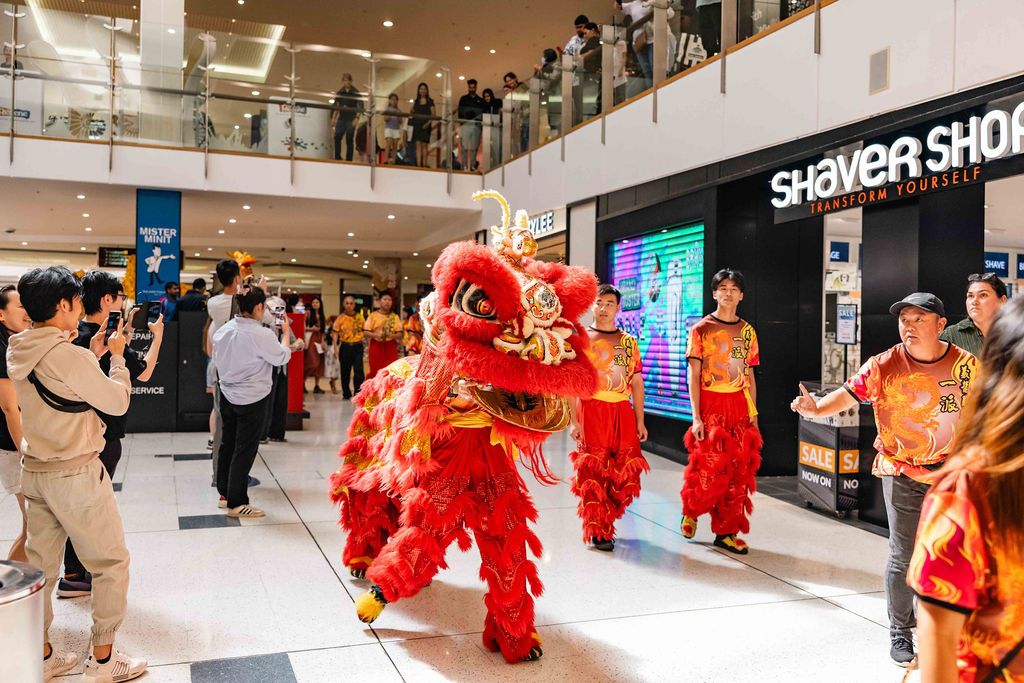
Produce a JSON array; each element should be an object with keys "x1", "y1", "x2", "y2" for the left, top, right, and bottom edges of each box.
[
  {"x1": 568, "y1": 283, "x2": 649, "y2": 552},
  {"x1": 681, "y1": 268, "x2": 762, "y2": 555},
  {"x1": 329, "y1": 191, "x2": 598, "y2": 663}
]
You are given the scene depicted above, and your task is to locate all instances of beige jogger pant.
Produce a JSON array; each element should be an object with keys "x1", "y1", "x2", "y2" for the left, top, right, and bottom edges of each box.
[{"x1": 21, "y1": 458, "x2": 130, "y2": 647}]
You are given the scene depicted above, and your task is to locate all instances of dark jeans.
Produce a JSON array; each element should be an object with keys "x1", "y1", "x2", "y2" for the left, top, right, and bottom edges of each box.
[
  {"x1": 339, "y1": 342, "x2": 364, "y2": 398},
  {"x1": 334, "y1": 119, "x2": 356, "y2": 161},
  {"x1": 881, "y1": 474, "x2": 929, "y2": 638},
  {"x1": 268, "y1": 370, "x2": 289, "y2": 440},
  {"x1": 699, "y1": 3, "x2": 722, "y2": 56},
  {"x1": 64, "y1": 437, "x2": 122, "y2": 578},
  {"x1": 217, "y1": 393, "x2": 270, "y2": 509}
]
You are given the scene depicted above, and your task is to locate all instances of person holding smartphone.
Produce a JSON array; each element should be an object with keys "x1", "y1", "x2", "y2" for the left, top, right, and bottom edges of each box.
[{"x1": 57, "y1": 271, "x2": 164, "y2": 600}]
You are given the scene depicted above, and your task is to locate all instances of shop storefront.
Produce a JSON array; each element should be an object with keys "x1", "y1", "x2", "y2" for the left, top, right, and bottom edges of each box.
[
  {"x1": 595, "y1": 74, "x2": 1024, "y2": 528},
  {"x1": 529, "y1": 207, "x2": 568, "y2": 263}
]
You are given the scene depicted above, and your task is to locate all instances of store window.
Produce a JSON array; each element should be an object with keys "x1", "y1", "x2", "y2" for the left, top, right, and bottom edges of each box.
[
  {"x1": 534, "y1": 233, "x2": 566, "y2": 263},
  {"x1": 822, "y1": 209, "x2": 862, "y2": 385}
]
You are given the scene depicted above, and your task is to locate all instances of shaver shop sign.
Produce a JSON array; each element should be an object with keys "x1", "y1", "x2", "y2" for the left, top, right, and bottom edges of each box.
[{"x1": 771, "y1": 102, "x2": 1024, "y2": 221}]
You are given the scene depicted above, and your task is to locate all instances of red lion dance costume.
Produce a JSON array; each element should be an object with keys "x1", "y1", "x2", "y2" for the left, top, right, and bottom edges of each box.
[{"x1": 329, "y1": 191, "x2": 598, "y2": 663}]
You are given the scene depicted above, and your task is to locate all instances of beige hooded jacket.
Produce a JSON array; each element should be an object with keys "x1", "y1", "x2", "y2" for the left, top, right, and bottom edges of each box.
[{"x1": 6, "y1": 326, "x2": 130, "y2": 471}]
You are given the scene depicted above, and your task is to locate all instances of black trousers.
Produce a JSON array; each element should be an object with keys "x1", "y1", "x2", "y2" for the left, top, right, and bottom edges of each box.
[
  {"x1": 339, "y1": 342, "x2": 365, "y2": 398},
  {"x1": 64, "y1": 437, "x2": 122, "y2": 577},
  {"x1": 217, "y1": 393, "x2": 270, "y2": 509},
  {"x1": 699, "y1": 3, "x2": 722, "y2": 56},
  {"x1": 268, "y1": 370, "x2": 289, "y2": 440},
  {"x1": 259, "y1": 371, "x2": 283, "y2": 441},
  {"x1": 334, "y1": 119, "x2": 356, "y2": 161}
]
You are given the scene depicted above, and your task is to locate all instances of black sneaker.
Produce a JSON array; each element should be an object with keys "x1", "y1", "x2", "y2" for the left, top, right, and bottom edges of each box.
[
  {"x1": 56, "y1": 573, "x2": 92, "y2": 598},
  {"x1": 247, "y1": 476, "x2": 260, "y2": 487},
  {"x1": 591, "y1": 537, "x2": 615, "y2": 552},
  {"x1": 890, "y1": 635, "x2": 915, "y2": 667},
  {"x1": 269, "y1": 437, "x2": 288, "y2": 443},
  {"x1": 313, "y1": 386, "x2": 325, "y2": 394}
]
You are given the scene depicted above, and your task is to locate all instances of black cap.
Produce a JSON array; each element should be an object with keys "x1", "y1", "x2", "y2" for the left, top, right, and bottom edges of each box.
[{"x1": 889, "y1": 292, "x2": 946, "y2": 318}]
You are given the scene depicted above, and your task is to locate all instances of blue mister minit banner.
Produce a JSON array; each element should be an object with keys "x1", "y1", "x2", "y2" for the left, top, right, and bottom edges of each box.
[{"x1": 135, "y1": 189, "x2": 182, "y2": 302}]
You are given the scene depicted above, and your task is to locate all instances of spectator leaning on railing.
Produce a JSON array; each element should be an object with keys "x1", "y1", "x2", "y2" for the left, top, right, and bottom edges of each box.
[{"x1": 7, "y1": 266, "x2": 147, "y2": 682}]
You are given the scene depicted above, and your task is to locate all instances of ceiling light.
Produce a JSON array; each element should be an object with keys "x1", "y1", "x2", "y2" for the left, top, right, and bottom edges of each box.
[
  {"x1": 290, "y1": 258, "x2": 297, "y2": 263},
  {"x1": 490, "y1": 49, "x2": 496, "y2": 54},
  {"x1": 412, "y1": 252, "x2": 419, "y2": 256},
  {"x1": 347, "y1": 232, "x2": 355, "y2": 237},
  {"x1": 361, "y1": 51, "x2": 371, "y2": 58},
  {"x1": 660, "y1": 229, "x2": 668, "y2": 233},
  {"x1": 985, "y1": 229, "x2": 992, "y2": 234},
  {"x1": 403, "y1": 276, "x2": 408, "y2": 280},
  {"x1": 20, "y1": 241, "x2": 27, "y2": 246},
  {"x1": 408, "y1": 99, "x2": 414, "y2": 104},
  {"x1": 167, "y1": 27, "x2": 175, "y2": 34},
  {"x1": 218, "y1": 229, "x2": 225, "y2": 234},
  {"x1": 464, "y1": 45, "x2": 471, "y2": 51},
  {"x1": 458, "y1": 75, "x2": 465, "y2": 81},
  {"x1": 363, "y1": 260, "x2": 369, "y2": 264},
  {"x1": 82, "y1": 213, "x2": 90, "y2": 218},
  {"x1": 328, "y1": 98, "x2": 335, "y2": 104},
  {"x1": 362, "y1": 264, "x2": 368, "y2": 269},
  {"x1": 233, "y1": 124, "x2": 240, "y2": 130},
  {"x1": 76, "y1": 194, "x2": 85, "y2": 199},
  {"x1": 623, "y1": 239, "x2": 630, "y2": 244},
  {"x1": 207, "y1": 247, "x2": 213, "y2": 251},
  {"x1": 251, "y1": 90, "x2": 260, "y2": 96},
  {"x1": 194, "y1": 252, "x2": 200, "y2": 257},
  {"x1": 435, "y1": 72, "x2": 442, "y2": 78},
  {"x1": 237, "y1": 0, "x2": 244, "y2": 4},
  {"x1": 382, "y1": 20, "x2": 394, "y2": 27},
  {"x1": 346, "y1": 250, "x2": 352, "y2": 254},
  {"x1": 242, "y1": 205, "x2": 251, "y2": 210},
  {"x1": 85, "y1": 227, "x2": 92, "y2": 232},
  {"x1": 427, "y1": 264, "x2": 432, "y2": 268},
  {"x1": 243, "y1": 113, "x2": 252, "y2": 119},
  {"x1": 80, "y1": 246, "x2": 87, "y2": 251},
  {"x1": 387, "y1": 214, "x2": 395, "y2": 220},
  {"x1": 229, "y1": 218, "x2": 237, "y2": 224},
  {"x1": 984, "y1": 204, "x2": 990, "y2": 209}
]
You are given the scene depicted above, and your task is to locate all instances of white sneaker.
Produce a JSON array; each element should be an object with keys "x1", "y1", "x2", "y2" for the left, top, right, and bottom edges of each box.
[
  {"x1": 227, "y1": 504, "x2": 265, "y2": 518},
  {"x1": 83, "y1": 649, "x2": 147, "y2": 682},
  {"x1": 43, "y1": 649, "x2": 78, "y2": 681}
]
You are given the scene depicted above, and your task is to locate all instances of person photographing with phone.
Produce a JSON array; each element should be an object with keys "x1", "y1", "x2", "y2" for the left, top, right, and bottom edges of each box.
[
  {"x1": 56, "y1": 271, "x2": 164, "y2": 600},
  {"x1": 7, "y1": 266, "x2": 148, "y2": 682}
]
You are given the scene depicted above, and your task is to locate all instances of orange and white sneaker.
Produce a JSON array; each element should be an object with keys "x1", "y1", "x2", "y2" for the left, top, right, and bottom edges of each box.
[
  {"x1": 680, "y1": 516, "x2": 697, "y2": 539},
  {"x1": 713, "y1": 534, "x2": 749, "y2": 555}
]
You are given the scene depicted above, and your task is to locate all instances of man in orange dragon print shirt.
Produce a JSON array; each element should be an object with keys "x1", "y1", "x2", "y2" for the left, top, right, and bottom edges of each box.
[
  {"x1": 791, "y1": 292, "x2": 978, "y2": 668},
  {"x1": 568, "y1": 284, "x2": 649, "y2": 552}
]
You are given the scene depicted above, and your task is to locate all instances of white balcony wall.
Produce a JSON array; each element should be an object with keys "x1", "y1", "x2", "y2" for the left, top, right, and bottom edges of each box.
[{"x1": 485, "y1": 0, "x2": 1024, "y2": 238}]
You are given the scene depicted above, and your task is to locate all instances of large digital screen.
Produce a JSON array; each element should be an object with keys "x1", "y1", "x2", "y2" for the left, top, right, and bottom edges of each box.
[{"x1": 608, "y1": 223, "x2": 704, "y2": 421}]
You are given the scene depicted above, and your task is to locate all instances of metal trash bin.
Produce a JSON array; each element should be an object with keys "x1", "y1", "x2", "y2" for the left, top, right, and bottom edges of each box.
[{"x1": 0, "y1": 561, "x2": 45, "y2": 683}]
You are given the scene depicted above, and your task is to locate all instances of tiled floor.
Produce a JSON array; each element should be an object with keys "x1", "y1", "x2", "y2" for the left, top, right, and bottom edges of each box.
[{"x1": 0, "y1": 396, "x2": 914, "y2": 682}]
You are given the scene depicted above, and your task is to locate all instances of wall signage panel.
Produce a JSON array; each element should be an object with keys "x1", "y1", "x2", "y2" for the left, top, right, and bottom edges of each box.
[{"x1": 984, "y1": 251, "x2": 1010, "y2": 277}]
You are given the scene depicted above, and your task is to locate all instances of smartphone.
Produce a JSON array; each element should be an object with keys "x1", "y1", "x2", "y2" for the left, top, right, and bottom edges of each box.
[
  {"x1": 105, "y1": 311, "x2": 121, "y2": 339},
  {"x1": 130, "y1": 302, "x2": 153, "y2": 330}
]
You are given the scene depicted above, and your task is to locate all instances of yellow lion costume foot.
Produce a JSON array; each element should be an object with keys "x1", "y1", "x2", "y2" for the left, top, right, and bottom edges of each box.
[{"x1": 355, "y1": 585, "x2": 388, "y2": 623}]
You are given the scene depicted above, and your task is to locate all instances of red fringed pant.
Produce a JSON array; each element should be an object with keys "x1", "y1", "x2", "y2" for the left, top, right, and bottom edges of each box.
[
  {"x1": 341, "y1": 426, "x2": 543, "y2": 663},
  {"x1": 681, "y1": 390, "x2": 763, "y2": 536},
  {"x1": 569, "y1": 398, "x2": 649, "y2": 541}
]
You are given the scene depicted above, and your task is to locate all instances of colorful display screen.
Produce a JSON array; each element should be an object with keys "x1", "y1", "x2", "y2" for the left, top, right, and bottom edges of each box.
[{"x1": 608, "y1": 223, "x2": 705, "y2": 421}]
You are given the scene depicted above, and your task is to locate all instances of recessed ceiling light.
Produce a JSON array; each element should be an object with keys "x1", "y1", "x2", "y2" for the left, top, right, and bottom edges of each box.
[
  {"x1": 229, "y1": 218, "x2": 237, "y2": 224},
  {"x1": 435, "y1": 72, "x2": 442, "y2": 78},
  {"x1": 490, "y1": 49, "x2": 496, "y2": 54},
  {"x1": 237, "y1": 0, "x2": 244, "y2": 4},
  {"x1": 362, "y1": 264, "x2": 368, "y2": 269},
  {"x1": 346, "y1": 250, "x2": 352, "y2": 254},
  {"x1": 328, "y1": 98, "x2": 335, "y2": 104},
  {"x1": 347, "y1": 232, "x2": 355, "y2": 237},
  {"x1": 76, "y1": 194, "x2": 85, "y2": 199},
  {"x1": 82, "y1": 213, "x2": 90, "y2": 218},
  {"x1": 290, "y1": 258, "x2": 297, "y2": 263},
  {"x1": 382, "y1": 19, "x2": 394, "y2": 27},
  {"x1": 194, "y1": 252, "x2": 200, "y2": 257},
  {"x1": 387, "y1": 214, "x2": 395, "y2": 220},
  {"x1": 623, "y1": 239, "x2": 630, "y2": 244},
  {"x1": 80, "y1": 246, "x2": 87, "y2": 251},
  {"x1": 363, "y1": 260, "x2": 369, "y2": 264},
  {"x1": 85, "y1": 227, "x2": 92, "y2": 232},
  {"x1": 984, "y1": 204, "x2": 990, "y2": 209},
  {"x1": 661, "y1": 229, "x2": 668, "y2": 233},
  {"x1": 427, "y1": 264, "x2": 432, "y2": 268},
  {"x1": 20, "y1": 241, "x2": 27, "y2": 246},
  {"x1": 458, "y1": 75, "x2": 465, "y2": 81},
  {"x1": 243, "y1": 113, "x2": 252, "y2": 119},
  {"x1": 166, "y1": 27, "x2": 175, "y2": 34},
  {"x1": 408, "y1": 99, "x2": 414, "y2": 104},
  {"x1": 207, "y1": 247, "x2": 213, "y2": 251},
  {"x1": 251, "y1": 90, "x2": 260, "y2": 96},
  {"x1": 242, "y1": 205, "x2": 251, "y2": 210},
  {"x1": 403, "y1": 276, "x2": 408, "y2": 280},
  {"x1": 218, "y1": 229, "x2": 225, "y2": 234},
  {"x1": 412, "y1": 251, "x2": 419, "y2": 256},
  {"x1": 464, "y1": 45, "x2": 471, "y2": 51}
]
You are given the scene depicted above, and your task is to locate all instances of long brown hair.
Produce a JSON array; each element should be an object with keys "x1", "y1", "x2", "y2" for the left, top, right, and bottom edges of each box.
[{"x1": 954, "y1": 296, "x2": 1024, "y2": 555}]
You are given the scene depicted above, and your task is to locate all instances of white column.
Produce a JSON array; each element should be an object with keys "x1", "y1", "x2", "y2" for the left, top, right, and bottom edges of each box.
[{"x1": 139, "y1": 0, "x2": 185, "y2": 144}]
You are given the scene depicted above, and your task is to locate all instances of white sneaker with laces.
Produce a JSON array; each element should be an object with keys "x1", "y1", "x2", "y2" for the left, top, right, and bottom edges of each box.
[
  {"x1": 43, "y1": 649, "x2": 78, "y2": 681},
  {"x1": 83, "y1": 649, "x2": 147, "y2": 683}
]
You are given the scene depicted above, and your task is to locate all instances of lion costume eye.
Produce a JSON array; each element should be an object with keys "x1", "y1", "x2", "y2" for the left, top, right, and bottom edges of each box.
[{"x1": 451, "y1": 281, "x2": 497, "y2": 320}]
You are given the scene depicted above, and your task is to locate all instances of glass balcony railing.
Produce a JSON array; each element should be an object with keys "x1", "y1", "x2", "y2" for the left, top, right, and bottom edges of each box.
[{"x1": 0, "y1": 0, "x2": 823, "y2": 175}]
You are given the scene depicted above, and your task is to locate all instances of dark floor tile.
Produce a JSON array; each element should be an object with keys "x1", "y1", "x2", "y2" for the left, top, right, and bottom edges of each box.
[
  {"x1": 178, "y1": 515, "x2": 240, "y2": 530},
  {"x1": 191, "y1": 653, "x2": 296, "y2": 683},
  {"x1": 173, "y1": 453, "x2": 213, "y2": 461}
]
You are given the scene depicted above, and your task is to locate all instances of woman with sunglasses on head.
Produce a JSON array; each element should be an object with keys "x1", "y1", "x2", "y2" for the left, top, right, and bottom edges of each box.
[
  {"x1": 0, "y1": 284, "x2": 32, "y2": 561},
  {"x1": 940, "y1": 273, "x2": 1008, "y2": 356},
  {"x1": 909, "y1": 295, "x2": 1024, "y2": 682}
]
